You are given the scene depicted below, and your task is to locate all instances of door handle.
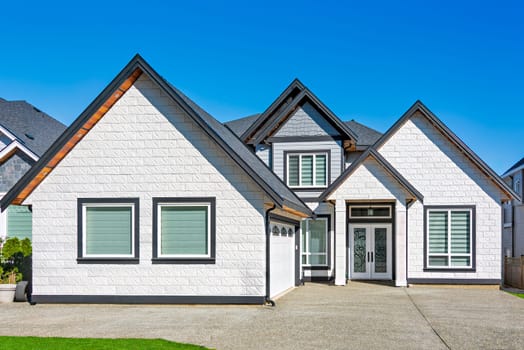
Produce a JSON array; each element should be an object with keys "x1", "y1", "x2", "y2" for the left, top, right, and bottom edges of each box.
[
  {"x1": 367, "y1": 252, "x2": 370, "y2": 262},
  {"x1": 371, "y1": 252, "x2": 374, "y2": 263}
]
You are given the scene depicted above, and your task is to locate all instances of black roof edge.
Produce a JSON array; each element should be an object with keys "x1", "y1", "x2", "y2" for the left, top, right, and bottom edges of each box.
[
  {"x1": 240, "y1": 79, "x2": 305, "y2": 141},
  {"x1": 1, "y1": 54, "x2": 145, "y2": 211},
  {"x1": 372, "y1": 100, "x2": 519, "y2": 201},
  {"x1": 2, "y1": 54, "x2": 313, "y2": 216},
  {"x1": 318, "y1": 147, "x2": 424, "y2": 202},
  {"x1": 242, "y1": 78, "x2": 358, "y2": 144}
]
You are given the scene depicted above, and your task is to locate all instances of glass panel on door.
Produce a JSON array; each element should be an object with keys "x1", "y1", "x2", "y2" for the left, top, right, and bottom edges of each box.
[
  {"x1": 374, "y1": 227, "x2": 387, "y2": 273},
  {"x1": 353, "y1": 228, "x2": 367, "y2": 273}
]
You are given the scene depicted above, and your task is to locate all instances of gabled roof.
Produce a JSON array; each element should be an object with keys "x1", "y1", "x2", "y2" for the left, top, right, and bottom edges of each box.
[
  {"x1": 0, "y1": 55, "x2": 312, "y2": 217},
  {"x1": 372, "y1": 100, "x2": 519, "y2": 201},
  {"x1": 319, "y1": 148, "x2": 424, "y2": 202},
  {"x1": 0, "y1": 99, "x2": 66, "y2": 156},
  {"x1": 240, "y1": 79, "x2": 358, "y2": 145},
  {"x1": 345, "y1": 120, "x2": 382, "y2": 147},
  {"x1": 502, "y1": 157, "x2": 524, "y2": 178}
]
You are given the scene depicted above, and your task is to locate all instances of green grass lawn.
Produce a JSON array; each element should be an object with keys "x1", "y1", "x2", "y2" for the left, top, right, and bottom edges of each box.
[
  {"x1": 0, "y1": 336, "x2": 209, "y2": 350},
  {"x1": 510, "y1": 292, "x2": 524, "y2": 299}
]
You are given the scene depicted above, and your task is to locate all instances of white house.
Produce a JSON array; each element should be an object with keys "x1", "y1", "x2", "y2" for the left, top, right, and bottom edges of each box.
[{"x1": 1, "y1": 55, "x2": 517, "y2": 304}]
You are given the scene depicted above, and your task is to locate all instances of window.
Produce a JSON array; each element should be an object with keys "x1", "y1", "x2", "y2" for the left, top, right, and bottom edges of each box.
[
  {"x1": 287, "y1": 152, "x2": 328, "y2": 188},
  {"x1": 7, "y1": 205, "x2": 32, "y2": 240},
  {"x1": 301, "y1": 218, "x2": 328, "y2": 266},
  {"x1": 153, "y1": 197, "x2": 216, "y2": 263},
  {"x1": 349, "y1": 205, "x2": 391, "y2": 219},
  {"x1": 425, "y1": 206, "x2": 474, "y2": 269},
  {"x1": 515, "y1": 180, "x2": 521, "y2": 196},
  {"x1": 77, "y1": 198, "x2": 139, "y2": 262}
]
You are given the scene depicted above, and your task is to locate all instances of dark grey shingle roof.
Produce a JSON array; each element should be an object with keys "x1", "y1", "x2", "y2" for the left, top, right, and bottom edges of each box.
[
  {"x1": 345, "y1": 120, "x2": 382, "y2": 146},
  {"x1": 0, "y1": 99, "x2": 66, "y2": 156},
  {"x1": 504, "y1": 157, "x2": 524, "y2": 176},
  {"x1": 224, "y1": 114, "x2": 261, "y2": 137},
  {"x1": 167, "y1": 83, "x2": 310, "y2": 214},
  {"x1": 225, "y1": 114, "x2": 382, "y2": 147}
]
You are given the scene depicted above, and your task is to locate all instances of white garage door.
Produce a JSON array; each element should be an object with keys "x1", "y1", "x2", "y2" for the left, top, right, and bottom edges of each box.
[{"x1": 269, "y1": 221, "x2": 296, "y2": 298}]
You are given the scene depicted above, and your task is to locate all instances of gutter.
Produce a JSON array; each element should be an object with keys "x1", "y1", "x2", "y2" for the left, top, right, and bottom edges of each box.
[{"x1": 264, "y1": 204, "x2": 277, "y2": 306}]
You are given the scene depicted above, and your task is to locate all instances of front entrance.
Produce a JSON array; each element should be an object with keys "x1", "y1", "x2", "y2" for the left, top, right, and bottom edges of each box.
[{"x1": 349, "y1": 224, "x2": 392, "y2": 280}]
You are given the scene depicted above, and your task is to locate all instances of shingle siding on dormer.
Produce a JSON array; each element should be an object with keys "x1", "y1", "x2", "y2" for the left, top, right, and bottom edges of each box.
[{"x1": 274, "y1": 102, "x2": 340, "y2": 137}]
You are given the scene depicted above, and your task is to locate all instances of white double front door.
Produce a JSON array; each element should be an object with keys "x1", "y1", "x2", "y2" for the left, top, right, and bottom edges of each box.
[{"x1": 349, "y1": 224, "x2": 392, "y2": 280}]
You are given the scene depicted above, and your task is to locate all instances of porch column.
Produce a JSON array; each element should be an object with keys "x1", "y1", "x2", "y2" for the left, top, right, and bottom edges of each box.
[
  {"x1": 335, "y1": 199, "x2": 347, "y2": 286},
  {"x1": 395, "y1": 203, "x2": 407, "y2": 287}
]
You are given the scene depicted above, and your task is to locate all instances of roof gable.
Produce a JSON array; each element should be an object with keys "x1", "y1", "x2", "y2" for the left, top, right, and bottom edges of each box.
[
  {"x1": 1, "y1": 55, "x2": 312, "y2": 217},
  {"x1": 319, "y1": 148, "x2": 423, "y2": 202},
  {"x1": 0, "y1": 99, "x2": 66, "y2": 156},
  {"x1": 240, "y1": 79, "x2": 358, "y2": 145},
  {"x1": 373, "y1": 100, "x2": 519, "y2": 201},
  {"x1": 502, "y1": 157, "x2": 524, "y2": 177}
]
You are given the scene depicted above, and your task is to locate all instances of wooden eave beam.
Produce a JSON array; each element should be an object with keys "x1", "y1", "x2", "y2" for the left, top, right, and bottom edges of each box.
[{"x1": 11, "y1": 68, "x2": 143, "y2": 205}]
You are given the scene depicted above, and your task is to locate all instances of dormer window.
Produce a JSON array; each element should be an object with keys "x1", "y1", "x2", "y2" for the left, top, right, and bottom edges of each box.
[{"x1": 286, "y1": 152, "x2": 328, "y2": 188}]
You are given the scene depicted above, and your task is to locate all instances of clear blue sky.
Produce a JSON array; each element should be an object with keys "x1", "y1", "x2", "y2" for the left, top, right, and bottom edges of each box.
[{"x1": 1, "y1": 1, "x2": 522, "y2": 174}]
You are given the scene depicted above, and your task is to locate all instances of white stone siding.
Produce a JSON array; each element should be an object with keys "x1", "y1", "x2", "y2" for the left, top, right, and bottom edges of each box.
[
  {"x1": 27, "y1": 75, "x2": 271, "y2": 297},
  {"x1": 378, "y1": 112, "x2": 505, "y2": 280},
  {"x1": 274, "y1": 102, "x2": 339, "y2": 137}
]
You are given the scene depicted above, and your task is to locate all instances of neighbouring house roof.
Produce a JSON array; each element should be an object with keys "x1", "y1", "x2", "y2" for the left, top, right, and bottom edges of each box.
[
  {"x1": 372, "y1": 100, "x2": 519, "y2": 201},
  {"x1": 502, "y1": 157, "x2": 524, "y2": 178},
  {"x1": 0, "y1": 99, "x2": 66, "y2": 157},
  {"x1": 319, "y1": 147, "x2": 424, "y2": 202},
  {"x1": 239, "y1": 79, "x2": 358, "y2": 145},
  {"x1": 0, "y1": 55, "x2": 312, "y2": 217}
]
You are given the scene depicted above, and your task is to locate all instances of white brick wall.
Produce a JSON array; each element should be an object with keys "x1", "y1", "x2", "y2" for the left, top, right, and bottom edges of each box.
[
  {"x1": 378, "y1": 112, "x2": 505, "y2": 280},
  {"x1": 27, "y1": 75, "x2": 270, "y2": 297}
]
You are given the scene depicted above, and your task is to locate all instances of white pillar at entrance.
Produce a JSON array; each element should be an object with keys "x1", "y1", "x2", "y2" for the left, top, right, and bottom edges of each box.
[
  {"x1": 335, "y1": 199, "x2": 347, "y2": 286},
  {"x1": 395, "y1": 203, "x2": 407, "y2": 287}
]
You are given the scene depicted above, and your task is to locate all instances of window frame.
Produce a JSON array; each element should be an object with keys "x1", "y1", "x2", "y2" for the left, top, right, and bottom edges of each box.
[
  {"x1": 77, "y1": 198, "x2": 140, "y2": 264},
  {"x1": 301, "y1": 215, "x2": 330, "y2": 269},
  {"x1": 424, "y1": 205, "x2": 476, "y2": 272},
  {"x1": 285, "y1": 151, "x2": 330, "y2": 189},
  {"x1": 152, "y1": 197, "x2": 216, "y2": 264},
  {"x1": 348, "y1": 205, "x2": 392, "y2": 219}
]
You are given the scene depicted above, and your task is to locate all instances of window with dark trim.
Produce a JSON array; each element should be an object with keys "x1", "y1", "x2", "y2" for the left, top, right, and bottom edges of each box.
[
  {"x1": 301, "y1": 217, "x2": 328, "y2": 266},
  {"x1": 286, "y1": 152, "x2": 328, "y2": 188},
  {"x1": 77, "y1": 198, "x2": 140, "y2": 263},
  {"x1": 424, "y1": 206, "x2": 475, "y2": 270},
  {"x1": 152, "y1": 197, "x2": 216, "y2": 264}
]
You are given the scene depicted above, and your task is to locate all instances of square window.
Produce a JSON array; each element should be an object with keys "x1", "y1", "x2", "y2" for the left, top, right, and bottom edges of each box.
[
  {"x1": 153, "y1": 198, "x2": 216, "y2": 264},
  {"x1": 77, "y1": 198, "x2": 139, "y2": 262},
  {"x1": 286, "y1": 152, "x2": 328, "y2": 188}
]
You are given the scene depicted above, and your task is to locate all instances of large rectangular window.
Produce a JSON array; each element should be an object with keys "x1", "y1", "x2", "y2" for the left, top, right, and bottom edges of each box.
[
  {"x1": 287, "y1": 152, "x2": 328, "y2": 188},
  {"x1": 425, "y1": 206, "x2": 474, "y2": 269},
  {"x1": 153, "y1": 197, "x2": 216, "y2": 263},
  {"x1": 301, "y1": 217, "x2": 328, "y2": 267},
  {"x1": 77, "y1": 198, "x2": 139, "y2": 262}
]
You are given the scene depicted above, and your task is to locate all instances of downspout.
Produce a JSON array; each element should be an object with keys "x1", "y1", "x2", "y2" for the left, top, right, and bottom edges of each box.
[{"x1": 264, "y1": 204, "x2": 277, "y2": 306}]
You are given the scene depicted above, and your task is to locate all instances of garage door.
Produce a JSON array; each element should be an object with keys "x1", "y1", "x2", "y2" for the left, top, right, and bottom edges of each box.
[{"x1": 269, "y1": 221, "x2": 296, "y2": 298}]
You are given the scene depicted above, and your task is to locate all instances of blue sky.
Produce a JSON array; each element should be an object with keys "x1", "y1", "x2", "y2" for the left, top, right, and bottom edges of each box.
[{"x1": 0, "y1": 1, "x2": 522, "y2": 173}]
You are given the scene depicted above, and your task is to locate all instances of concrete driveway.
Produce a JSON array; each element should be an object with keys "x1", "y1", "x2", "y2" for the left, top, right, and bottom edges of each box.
[{"x1": 1, "y1": 282, "x2": 523, "y2": 349}]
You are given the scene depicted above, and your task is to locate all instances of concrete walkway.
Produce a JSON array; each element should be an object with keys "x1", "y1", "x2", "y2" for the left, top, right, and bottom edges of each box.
[{"x1": 1, "y1": 282, "x2": 523, "y2": 349}]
